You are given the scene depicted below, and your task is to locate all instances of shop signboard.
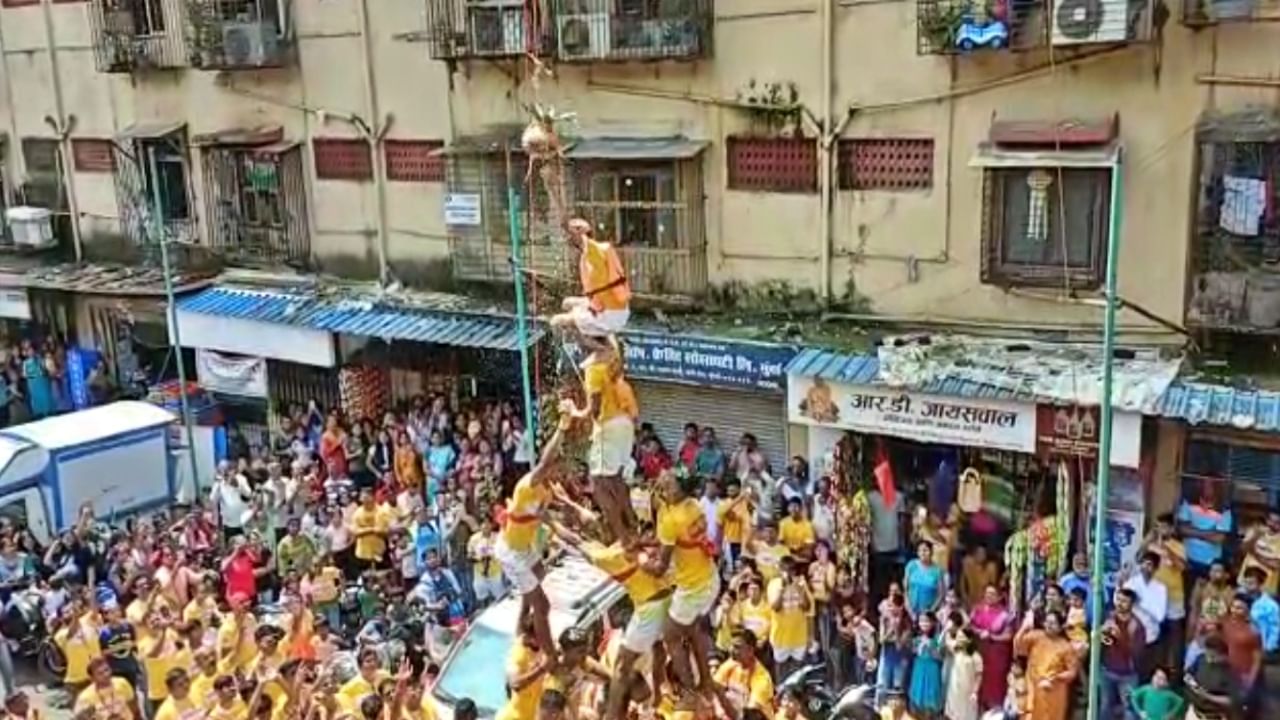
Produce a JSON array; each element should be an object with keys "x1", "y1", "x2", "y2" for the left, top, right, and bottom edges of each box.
[
  {"x1": 0, "y1": 288, "x2": 31, "y2": 320},
  {"x1": 787, "y1": 374, "x2": 1037, "y2": 453},
  {"x1": 443, "y1": 193, "x2": 482, "y2": 226},
  {"x1": 1035, "y1": 404, "x2": 1143, "y2": 468},
  {"x1": 1086, "y1": 468, "x2": 1146, "y2": 595},
  {"x1": 196, "y1": 348, "x2": 268, "y2": 398},
  {"x1": 621, "y1": 332, "x2": 796, "y2": 393}
]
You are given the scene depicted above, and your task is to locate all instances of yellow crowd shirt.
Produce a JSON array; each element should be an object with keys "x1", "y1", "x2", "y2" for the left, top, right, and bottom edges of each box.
[
  {"x1": 207, "y1": 697, "x2": 248, "y2": 720},
  {"x1": 740, "y1": 598, "x2": 772, "y2": 645},
  {"x1": 247, "y1": 647, "x2": 288, "y2": 705},
  {"x1": 309, "y1": 565, "x2": 343, "y2": 604},
  {"x1": 752, "y1": 542, "x2": 789, "y2": 585},
  {"x1": 582, "y1": 359, "x2": 629, "y2": 425},
  {"x1": 55, "y1": 615, "x2": 101, "y2": 685},
  {"x1": 502, "y1": 476, "x2": 550, "y2": 552},
  {"x1": 713, "y1": 660, "x2": 775, "y2": 720},
  {"x1": 657, "y1": 498, "x2": 716, "y2": 591},
  {"x1": 778, "y1": 517, "x2": 816, "y2": 554},
  {"x1": 339, "y1": 671, "x2": 391, "y2": 711},
  {"x1": 718, "y1": 498, "x2": 751, "y2": 545},
  {"x1": 582, "y1": 540, "x2": 669, "y2": 604},
  {"x1": 154, "y1": 694, "x2": 201, "y2": 720},
  {"x1": 767, "y1": 577, "x2": 812, "y2": 651},
  {"x1": 1241, "y1": 527, "x2": 1280, "y2": 594},
  {"x1": 495, "y1": 643, "x2": 545, "y2": 720},
  {"x1": 127, "y1": 597, "x2": 170, "y2": 643},
  {"x1": 216, "y1": 612, "x2": 258, "y2": 676},
  {"x1": 182, "y1": 595, "x2": 219, "y2": 627},
  {"x1": 140, "y1": 630, "x2": 190, "y2": 701},
  {"x1": 75, "y1": 678, "x2": 136, "y2": 720},
  {"x1": 1149, "y1": 537, "x2": 1187, "y2": 610},
  {"x1": 715, "y1": 601, "x2": 743, "y2": 651},
  {"x1": 352, "y1": 505, "x2": 391, "y2": 561},
  {"x1": 189, "y1": 672, "x2": 218, "y2": 707},
  {"x1": 468, "y1": 532, "x2": 503, "y2": 580}
]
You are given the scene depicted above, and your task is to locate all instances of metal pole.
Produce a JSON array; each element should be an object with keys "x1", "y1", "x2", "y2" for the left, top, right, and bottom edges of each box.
[
  {"x1": 507, "y1": 180, "x2": 538, "y2": 447},
  {"x1": 1085, "y1": 151, "x2": 1124, "y2": 720},
  {"x1": 147, "y1": 149, "x2": 202, "y2": 496}
]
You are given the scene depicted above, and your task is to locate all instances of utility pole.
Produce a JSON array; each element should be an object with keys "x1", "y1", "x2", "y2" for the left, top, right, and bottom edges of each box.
[
  {"x1": 506, "y1": 149, "x2": 538, "y2": 448},
  {"x1": 144, "y1": 149, "x2": 202, "y2": 496},
  {"x1": 1085, "y1": 149, "x2": 1124, "y2": 720}
]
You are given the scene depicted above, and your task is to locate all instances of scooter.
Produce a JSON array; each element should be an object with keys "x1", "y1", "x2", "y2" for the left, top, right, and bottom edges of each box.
[{"x1": 776, "y1": 665, "x2": 875, "y2": 720}]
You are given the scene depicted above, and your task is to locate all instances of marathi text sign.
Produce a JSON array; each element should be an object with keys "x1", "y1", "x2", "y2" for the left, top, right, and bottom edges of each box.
[
  {"x1": 787, "y1": 374, "x2": 1037, "y2": 452},
  {"x1": 623, "y1": 332, "x2": 795, "y2": 393}
]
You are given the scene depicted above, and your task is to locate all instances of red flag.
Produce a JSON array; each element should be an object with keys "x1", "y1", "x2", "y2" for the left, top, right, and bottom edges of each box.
[{"x1": 875, "y1": 457, "x2": 896, "y2": 507}]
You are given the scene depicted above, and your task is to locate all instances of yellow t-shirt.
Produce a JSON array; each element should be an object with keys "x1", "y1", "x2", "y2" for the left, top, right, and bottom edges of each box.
[
  {"x1": 127, "y1": 597, "x2": 169, "y2": 642},
  {"x1": 190, "y1": 672, "x2": 218, "y2": 707},
  {"x1": 778, "y1": 518, "x2": 816, "y2": 553},
  {"x1": 807, "y1": 560, "x2": 836, "y2": 602},
  {"x1": 75, "y1": 678, "x2": 136, "y2": 720},
  {"x1": 581, "y1": 239, "x2": 628, "y2": 312},
  {"x1": 55, "y1": 616, "x2": 101, "y2": 684},
  {"x1": 1150, "y1": 538, "x2": 1187, "y2": 609},
  {"x1": 715, "y1": 601, "x2": 743, "y2": 651},
  {"x1": 1241, "y1": 527, "x2": 1280, "y2": 594},
  {"x1": 140, "y1": 630, "x2": 188, "y2": 700},
  {"x1": 154, "y1": 694, "x2": 201, "y2": 720},
  {"x1": 740, "y1": 598, "x2": 772, "y2": 645},
  {"x1": 752, "y1": 542, "x2": 789, "y2": 585},
  {"x1": 216, "y1": 612, "x2": 258, "y2": 676},
  {"x1": 583, "y1": 360, "x2": 628, "y2": 424},
  {"x1": 352, "y1": 505, "x2": 391, "y2": 561},
  {"x1": 183, "y1": 596, "x2": 219, "y2": 626},
  {"x1": 468, "y1": 532, "x2": 503, "y2": 579},
  {"x1": 208, "y1": 697, "x2": 248, "y2": 720},
  {"x1": 495, "y1": 643, "x2": 545, "y2": 720},
  {"x1": 657, "y1": 498, "x2": 716, "y2": 591},
  {"x1": 767, "y1": 577, "x2": 812, "y2": 651},
  {"x1": 713, "y1": 660, "x2": 775, "y2": 720},
  {"x1": 582, "y1": 540, "x2": 669, "y2": 604},
  {"x1": 502, "y1": 475, "x2": 550, "y2": 552},
  {"x1": 310, "y1": 566, "x2": 343, "y2": 604},
  {"x1": 718, "y1": 498, "x2": 751, "y2": 545},
  {"x1": 339, "y1": 671, "x2": 391, "y2": 710},
  {"x1": 247, "y1": 648, "x2": 289, "y2": 704}
]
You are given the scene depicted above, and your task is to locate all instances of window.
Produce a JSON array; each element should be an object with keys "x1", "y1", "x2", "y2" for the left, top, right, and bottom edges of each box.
[
  {"x1": 71, "y1": 139, "x2": 116, "y2": 173},
  {"x1": 1182, "y1": 438, "x2": 1280, "y2": 527},
  {"x1": 384, "y1": 140, "x2": 444, "y2": 183},
  {"x1": 20, "y1": 138, "x2": 66, "y2": 211},
  {"x1": 575, "y1": 163, "x2": 678, "y2": 248},
  {"x1": 140, "y1": 139, "x2": 190, "y2": 221},
  {"x1": 726, "y1": 137, "x2": 816, "y2": 194},
  {"x1": 981, "y1": 166, "x2": 1111, "y2": 289},
  {"x1": 838, "y1": 138, "x2": 934, "y2": 191},
  {"x1": 103, "y1": 0, "x2": 165, "y2": 34},
  {"x1": 313, "y1": 138, "x2": 372, "y2": 182}
]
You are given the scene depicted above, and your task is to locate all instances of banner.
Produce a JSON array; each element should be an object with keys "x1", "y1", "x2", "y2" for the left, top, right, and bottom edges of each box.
[
  {"x1": 1036, "y1": 404, "x2": 1143, "y2": 468},
  {"x1": 196, "y1": 348, "x2": 268, "y2": 398},
  {"x1": 788, "y1": 374, "x2": 1037, "y2": 452},
  {"x1": 621, "y1": 332, "x2": 796, "y2": 393}
]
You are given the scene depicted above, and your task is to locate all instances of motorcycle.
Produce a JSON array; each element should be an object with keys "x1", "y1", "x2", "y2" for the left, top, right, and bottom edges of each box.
[
  {"x1": 776, "y1": 665, "x2": 875, "y2": 720},
  {"x1": 1, "y1": 589, "x2": 66, "y2": 682}
]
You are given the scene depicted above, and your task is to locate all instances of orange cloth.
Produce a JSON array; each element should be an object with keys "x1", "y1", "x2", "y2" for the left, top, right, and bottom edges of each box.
[
  {"x1": 1014, "y1": 631, "x2": 1077, "y2": 720},
  {"x1": 580, "y1": 239, "x2": 630, "y2": 312}
]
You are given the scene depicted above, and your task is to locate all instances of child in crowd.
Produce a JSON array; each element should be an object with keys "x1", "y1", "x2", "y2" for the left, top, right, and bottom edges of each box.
[
  {"x1": 1130, "y1": 668, "x2": 1184, "y2": 720},
  {"x1": 1066, "y1": 588, "x2": 1090, "y2": 656},
  {"x1": 1004, "y1": 660, "x2": 1028, "y2": 720},
  {"x1": 909, "y1": 612, "x2": 944, "y2": 717}
]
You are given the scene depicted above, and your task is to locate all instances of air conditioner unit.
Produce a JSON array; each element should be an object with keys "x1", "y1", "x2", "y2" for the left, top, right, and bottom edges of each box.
[
  {"x1": 6, "y1": 207, "x2": 56, "y2": 250},
  {"x1": 557, "y1": 2, "x2": 611, "y2": 59},
  {"x1": 467, "y1": 2, "x2": 525, "y2": 55},
  {"x1": 222, "y1": 21, "x2": 281, "y2": 66},
  {"x1": 1051, "y1": 0, "x2": 1131, "y2": 45}
]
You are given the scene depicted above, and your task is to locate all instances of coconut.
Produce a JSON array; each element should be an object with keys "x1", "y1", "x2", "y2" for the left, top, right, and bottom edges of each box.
[{"x1": 521, "y1": 118, "x2": 556, "y2": 157}]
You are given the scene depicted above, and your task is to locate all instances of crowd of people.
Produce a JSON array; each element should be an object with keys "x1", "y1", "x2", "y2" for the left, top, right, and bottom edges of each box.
[{"x1": 6, "y1": 218, "x2": 1280, "y2": 720}]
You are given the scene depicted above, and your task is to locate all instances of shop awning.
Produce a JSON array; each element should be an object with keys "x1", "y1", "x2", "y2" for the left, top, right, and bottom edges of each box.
[
  {"x1": 177, "y1": 285, "x2": 544, "y2": 352},
  {"x1": 566, "y1": 137, "x2": 709, "y2": 160},
  {"x1": 118, "y1": 121, "x2": 186, "y2": 140},
  {"x1": 786, "y1": 348, "x2": 1042, "y2": 401}
]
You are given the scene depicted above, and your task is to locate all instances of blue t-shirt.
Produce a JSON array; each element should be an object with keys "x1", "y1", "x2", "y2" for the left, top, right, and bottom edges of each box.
[
  {"x1": 1177, "y1": 501, "x2": 1232, "y2": 567},
  {"x1": 905, "y1": 558, "x2": 943, "y2": 616}
]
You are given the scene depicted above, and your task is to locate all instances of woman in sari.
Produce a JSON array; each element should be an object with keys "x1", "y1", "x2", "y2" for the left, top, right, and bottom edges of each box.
[
  {"x1": 1013, "y1": 610, "x2": 1078, "y2": 720},
  {"x1": 21, "y1": 342, "x2": 52, "y2": 418},
  {"x1": 970, "y1": 584, "x2": 1013, "y2": 710},
  {"x1": 319, "y1": 414, "x2": 349, "y2": 481}
]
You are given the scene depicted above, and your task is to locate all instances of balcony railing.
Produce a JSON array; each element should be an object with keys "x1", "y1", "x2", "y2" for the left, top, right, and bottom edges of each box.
[
  {"x1": 89, "y1": 0, "x2": 188, "y2": 72},
  {"x1": 201, "y1": 141, "x2": 310, "y2": 268},
  {"x1": 551, "y1": 0, "x2": 712, "y2": 62},
  {"x1": 188, "y1": 0, "x2": 295, "y2": 70},
  {"x1": 423, "y1": 0, "x2": 711, "y2": 62},
  {"x1": 1183, "y1": 0, "x2": 1280, "y2": 24},
  {"x1": 916, "y1": 0, "x2": 1155, "y2": 54}
]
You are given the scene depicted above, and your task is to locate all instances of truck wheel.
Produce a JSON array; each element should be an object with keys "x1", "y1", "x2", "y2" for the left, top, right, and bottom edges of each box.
[{"x1": 38, "y1": 639, "x2": 66, "y2": 682}]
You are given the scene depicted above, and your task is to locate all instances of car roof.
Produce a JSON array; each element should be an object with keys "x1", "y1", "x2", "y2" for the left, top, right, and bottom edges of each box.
[{"x1": 471, "y1": 553, "x2": 622, "y2": 636}]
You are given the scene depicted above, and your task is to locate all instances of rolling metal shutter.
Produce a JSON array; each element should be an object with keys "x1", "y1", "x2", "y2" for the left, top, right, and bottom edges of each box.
[{"x1": 633, "y1": 380, "x2": 789, "y2": 474}]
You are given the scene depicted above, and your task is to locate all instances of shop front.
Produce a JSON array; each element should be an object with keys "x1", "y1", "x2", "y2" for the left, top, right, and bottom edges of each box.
[
  {"x1": 786, "y1": 351, "x2": 1148, "y2": 604},
  {"x1": 620, "y1": 330, "x2": 797, "y2": 473}
]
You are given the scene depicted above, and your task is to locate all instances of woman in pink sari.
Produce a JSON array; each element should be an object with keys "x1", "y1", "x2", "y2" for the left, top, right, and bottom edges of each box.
[{"x1": 970, "y1": 583, "x2": 1013, "y2": 710}]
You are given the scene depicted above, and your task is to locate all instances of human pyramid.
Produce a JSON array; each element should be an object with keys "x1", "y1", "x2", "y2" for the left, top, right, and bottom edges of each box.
[{"x1": 494, "y1": 110, "x2": 733, "y2": 720}]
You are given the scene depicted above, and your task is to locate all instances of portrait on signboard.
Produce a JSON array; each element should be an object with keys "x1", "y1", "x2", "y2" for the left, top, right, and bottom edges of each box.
[{"x1": 799, "y1": 377, "x2": 839, "y2": 423}]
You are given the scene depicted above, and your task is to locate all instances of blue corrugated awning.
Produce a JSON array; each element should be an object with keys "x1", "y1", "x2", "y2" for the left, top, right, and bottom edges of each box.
[
  {"x1": 1158, "y1": 381, "x2": 1280, "y2": 433},
  {"x1": 784, "y1": 347, "x2": 1041, "y2": 401},
  {"x1": 177, "y1": 286, "x2": 543, "y2": 351}
]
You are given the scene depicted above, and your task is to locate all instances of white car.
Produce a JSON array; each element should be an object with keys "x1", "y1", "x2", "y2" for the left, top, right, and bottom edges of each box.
[{"x1": 431, "y1": 554, "x2": 628, "y2": 719}]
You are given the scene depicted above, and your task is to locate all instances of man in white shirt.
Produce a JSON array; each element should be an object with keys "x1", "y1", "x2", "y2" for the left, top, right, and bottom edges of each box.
[
  {"x1": 209, "y1": 461, "x2": 252, "y2": 543},
  {"x1": 1121, "y1": 550, "x2": 1169, "y2": 679},
  {"x1": 700, "y1": 480, "x2": 723, "y2": 552}
]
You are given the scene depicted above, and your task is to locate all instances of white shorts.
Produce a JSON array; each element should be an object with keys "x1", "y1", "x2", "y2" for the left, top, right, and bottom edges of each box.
[
  {"x1": 773, "y1": 645, "x2": 807, "y2": 663},
  {"x1": 589, "y1": 417, "x2": 634, "y2": 477},
  {"x1": 494, "y1": 536, "x2": 542, "y2": 595},
  {"x1": 623, "y1": 595, "x2": 671, "y2": 654},
  {"x1": 669, "y1": 573, "x2": 720, "y2": 626},
  {"x1": 567, "y1": 302, "x2": 629, "y2": 338},
  {"x1": 473, "y1": 574, "x2": 506, "y2": 602}
]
